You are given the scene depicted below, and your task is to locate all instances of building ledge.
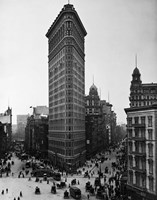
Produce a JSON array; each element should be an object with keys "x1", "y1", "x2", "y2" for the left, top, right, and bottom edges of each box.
[
  {"x1": 132, "y1": 136, "x2": 146, "y2": 141},
  {"x1": 132, "y1": 167, "x2": 146, "y2": 174},
  {"x1": 132, "y1": 123, "x2": 145, "y2": 128}
]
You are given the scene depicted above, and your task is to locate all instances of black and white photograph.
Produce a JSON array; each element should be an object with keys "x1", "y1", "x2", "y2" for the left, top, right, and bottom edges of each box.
[{"x1": 0, "y1": 0, "x2": 157, "y2": 199}]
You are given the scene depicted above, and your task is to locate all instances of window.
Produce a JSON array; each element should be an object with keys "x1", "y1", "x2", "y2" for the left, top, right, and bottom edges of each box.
[
  {"x1": 129, "y1": 171, "x2": 133, "y2": 184},
  {"x1": 141, "y1": 129, "x2": 145, "y2": 138},
  {"x1": 129, "y1": 156, "x2": 133, "y2": 167},
  {"x1": 135, "y1": 129, "x2": 139, "y2": 138},
  {"x1": 149, "y1": 177, "x2": 154, "y2": 192},
  {"x1": 135, "y1": 157, "x2": 139, "y2": 168},
  {"x1": 148, "y1": 143, "x2": 153, "y2": 157},
  {"x1": 142, "y1": 177, "x2": 146, "y2": 188},
  {"x1": 148, "y1": 116, "x2": 153, "y2": 127},
  {"x1": 148, "y1": 129, "x2": 153, "y2": 140},
  {"x1": 149, "y1": 160, "x2": 153, "y2": 174},
  {"x1": 141, "y1": 116, "x2": 145, "y2": 124},
  {"x1": 134, "y1": 117, "x2": 139, "y2": 124},
  {"x1": 128, "y1": 117, "x2": 132, "y2": 127},
  {"x1": 128, "y1": 142, "x2": 132, "y2": 153},
  {"x1": 135, "y1": 173, "x2": 140, "y2": 185},
  {"x1": 128, "y1": 129, "x2": 132, "y2": 138},
  {"x1": 141, "y1": 144, "x2": 145, "y2": 154}
]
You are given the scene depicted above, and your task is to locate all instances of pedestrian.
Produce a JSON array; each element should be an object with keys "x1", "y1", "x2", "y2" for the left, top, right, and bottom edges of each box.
[
  {"x1": 17, "y1": 197, "x2": 20, "y2": 200},
  {"x1": 6, "y1": 188, "x2": 8, "y2": 193},
  {"x1": 20, "y1": 191, "x2": 22, "y2": 197},
  {"x1": 87, "y1": 194, "x2": 90, "y2": 199},
  {"x1": 78, "y1": 180, "x2": 79, "y2": 185},
  {"x1": 13, "y1": 198, "x2": 16, "y2": 200},
  {"x1": 1, "y1": 190, "x2": 4, "y2": 195}
]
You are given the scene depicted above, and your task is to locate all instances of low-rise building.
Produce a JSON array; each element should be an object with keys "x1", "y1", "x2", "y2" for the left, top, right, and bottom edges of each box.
[
  {"x1": 25, "y1": 106, "x2": 48, "y2": 158},
  {"x1": 16, "y1": 115, "x2": 29, "y2": 141},
  {"x1": 0, "y1": 122, "x2": 7, "y2": 158},
  {"x1": 0, "y1": 107, "x2": 12, "y2": 150}
]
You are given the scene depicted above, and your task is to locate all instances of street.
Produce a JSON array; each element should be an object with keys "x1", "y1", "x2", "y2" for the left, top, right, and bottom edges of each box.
[{"x1": 0, "y1": 148, "x2": 123, "y2": 200}]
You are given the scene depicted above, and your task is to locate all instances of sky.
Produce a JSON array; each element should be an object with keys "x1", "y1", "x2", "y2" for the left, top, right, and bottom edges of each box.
[{"x1": 0, "y1": 0, "x2": 157, "y2": 124}]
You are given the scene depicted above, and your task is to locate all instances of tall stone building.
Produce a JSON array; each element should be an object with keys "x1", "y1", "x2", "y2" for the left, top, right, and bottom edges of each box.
[
  {"x1": 46, "y1": 4, "x2": 87, "y2": 170},
  {"x1": 125, "y1": 67, "x2": 157, "y2": 200}
]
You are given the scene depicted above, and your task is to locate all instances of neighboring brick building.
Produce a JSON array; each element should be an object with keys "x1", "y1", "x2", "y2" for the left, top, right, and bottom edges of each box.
[
  {"x1": 100, "y1": 100, "x2": 117, "y2": 145},
  {"x1": 46, "y1": 3, "x2": 87, "y2": 170},
  {"x1": 16, "y1": 115, "x2": 29, "y2": 140},
  {"x1": 0, "y1": 107, "x2": 12, "y2": 150},
  {"x1": 85, "y1": 84, "x2": 117, "y2": 158},
  {"x1": 0, "y1": 122, "x2": 7, "y2": 158},
  {"x1": 25, "y1": 106, "x2": 48, "y2": 158}
]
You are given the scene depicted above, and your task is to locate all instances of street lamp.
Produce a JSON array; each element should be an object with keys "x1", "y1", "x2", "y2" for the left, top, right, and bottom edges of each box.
[{"x1": 99, "y1": 161, "x2": 102, "y2": 172}]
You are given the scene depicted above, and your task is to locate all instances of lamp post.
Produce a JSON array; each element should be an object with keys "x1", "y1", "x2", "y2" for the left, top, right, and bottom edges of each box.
[{"x1": 100, "y1": 161, "x2": 101, "y2": 172}]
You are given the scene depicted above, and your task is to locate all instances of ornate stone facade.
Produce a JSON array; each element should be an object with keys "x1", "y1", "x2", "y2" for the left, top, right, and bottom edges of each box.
[
  {"x1": 129, "y1": 67, "x2": 157, "y2": 108},
  {"x1": 85, "y1": 84, "x2": 117, "y2": 158},
  {"x1": 46, "y1": 4, "x2": 87, "y2": 171},
  {"x1": 125, "y1": 67, "x2": 157, "y2": 200},
  {"x1": 125, "y1": 104, "x2": 157, "y2": 200}
]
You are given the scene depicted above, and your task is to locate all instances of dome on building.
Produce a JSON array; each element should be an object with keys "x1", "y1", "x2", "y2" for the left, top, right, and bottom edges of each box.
[
  {"x1": 89, "y1": 84, "x2": 98, "y2": 96},
  {"x1": 133, "y1": 67, "x2": 140, "y2": 75},
  {"x1": 90, "y1": 83, "x2": 97, "y2": 91}
]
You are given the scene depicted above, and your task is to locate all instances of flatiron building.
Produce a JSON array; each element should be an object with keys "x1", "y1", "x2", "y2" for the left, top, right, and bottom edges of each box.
[{"x1": 46, "y1": 4, "x2": 87, "y2": 170}]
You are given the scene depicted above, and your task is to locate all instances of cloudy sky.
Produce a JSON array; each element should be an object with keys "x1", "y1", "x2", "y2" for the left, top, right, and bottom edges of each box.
[{"x1": 0, "y1": 0, "x2": 157, "y2": 124}]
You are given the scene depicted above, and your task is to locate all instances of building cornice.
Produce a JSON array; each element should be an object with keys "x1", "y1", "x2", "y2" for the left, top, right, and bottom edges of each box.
[
  {"x1": 46, "y1": 4, "x2": 87, "y2": 38},
  {"x1": 124, "y1": 103, "x2": 157, "y2": 113}
]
